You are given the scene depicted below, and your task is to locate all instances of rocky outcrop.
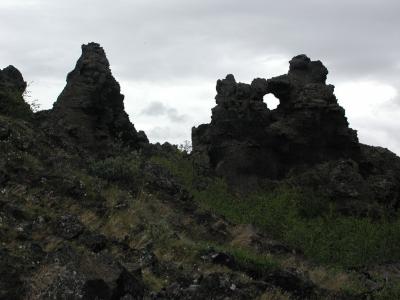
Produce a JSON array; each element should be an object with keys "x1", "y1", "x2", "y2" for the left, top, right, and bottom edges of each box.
[
  {"x1": 291, "y1": 150, "x2": 400, "y2": 216},
  {"x1": 0, "y1": 65, "x2": 32, "y2": 120},
  {"x1": 192, "y1": 54, "x2": 400, "y2": 210},
  {"x1": 41, "y1": 42, "x2": 147, "y2": 152},
  {"x1": 192, "y1": 55, "x2": 360, "y2": 187}
]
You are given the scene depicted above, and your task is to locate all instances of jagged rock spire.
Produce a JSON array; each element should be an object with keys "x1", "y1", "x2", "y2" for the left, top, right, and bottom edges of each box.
[{"x1": 48, "y1": 42, "x2": 147, "y2": 151}]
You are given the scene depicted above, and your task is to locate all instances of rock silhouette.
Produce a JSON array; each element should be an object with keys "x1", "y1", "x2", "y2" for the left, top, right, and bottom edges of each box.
[
  {"x1": 0, "y1": 65, "x2": 32, "y2": 120},
  {"x1": 193, "y1": 55, "x2": 360, "y2": 186},
  {"x1": 192, "y1": 55, "x2": 400, "y2": 210},
  {"x1": 41, "y1": 42, "x2": 148, "y2": 152}
]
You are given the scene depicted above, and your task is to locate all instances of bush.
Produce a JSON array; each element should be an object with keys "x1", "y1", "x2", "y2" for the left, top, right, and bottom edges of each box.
[
  {"x1": 193, "y1": 180, "x2": 400, "y2": 268},
  {"x1": 0, "y1": 89, "x2": 32, "y2": 120},
  {"x1": 89, "y1": 153, "x2": 141, "y2": 186},
  {"x1": 148, "y1": 150, "x2": 400, "y2": 268},
  {"x1": 149, "y1": 150, "x2": 194, "y2": 188}
]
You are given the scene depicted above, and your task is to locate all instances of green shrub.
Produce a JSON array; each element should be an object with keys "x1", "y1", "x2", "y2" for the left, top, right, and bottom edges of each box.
[
  {"x1": 287, "y1": 216, "x2": 400, "y2": 267},
  {"x1": 89, "y1": 153, "x2": 141, "y2": 185},
  {"x1": 193, "y1": 180, "x2": 400, "y2": 268},
  {"x1": 149, "y1": 151, "x2": 194, "y2": 188},
  {"x1": 0, "y1": 90, "x2": 32, "y2": 120},
  {"x1": 148, "y1": 150, "x2": 400, "y2": 268}
]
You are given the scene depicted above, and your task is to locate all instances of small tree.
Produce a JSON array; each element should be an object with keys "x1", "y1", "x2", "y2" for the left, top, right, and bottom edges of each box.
[{"x1": 178, "y1": 140, "x2": 192, "y2": 154}]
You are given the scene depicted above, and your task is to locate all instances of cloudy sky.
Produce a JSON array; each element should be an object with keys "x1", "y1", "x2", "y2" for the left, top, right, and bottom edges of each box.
[{"x1": 1, "y1": 0, "x2": 399, "y2": 154}]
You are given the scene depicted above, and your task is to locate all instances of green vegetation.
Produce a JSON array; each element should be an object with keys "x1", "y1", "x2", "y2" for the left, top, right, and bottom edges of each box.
[
  {"x1": 200, "y1": 242, "x2": 280, "y2": 275},
  {"x1": 149, "y1": 150, "x2": 194, "y2": 187},
  {"x1": 0, "y1": 89, "x2": 32, "y2": 120},
  {"x1": 151, "y1": 150, "x2": 400, "y2": 269},
  {"x1": 374, "y1": 281, "x2": 400, "y2": 300},
  {"x1": 195, "y1": 181, "x2": 400, "y2": 268},
  {"x1": 89, "y1": 152, "x2": 141, "y2": 185}
]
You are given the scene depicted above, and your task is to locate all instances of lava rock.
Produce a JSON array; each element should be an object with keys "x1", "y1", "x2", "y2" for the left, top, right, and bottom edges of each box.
[
  {"x1": 0, "y1": 249, "x2": 25, "y2": 300},
  {"x1": 29, "y1": 246, "x2": 145, "y2": 300},
  {"x1": 54, "y1": 214, "x2": 84, "y2": 240},
  {"x1": 0, "y1": 65, "x2": 32, "y2": 120},
  {"x1": 82, "y1": 279, "x2": 112, "y2": 299},
  {"x1": 111, "y1": 269, "x2": 145, "y2": 300},
  {"x1": 192, "y1": 54, "x2": 400, "y2": 213},
  {"x1": 264, "y1": 270, "x2": 318, "y2": 299},
  {"x1": 42, "y1": 43, "x2": 148, "y2": 152},
  {"x1": 80, "y1": 233, "x2": 107, "y2": 253},
  {"x1": 144, "y1": 163, "x2": 193, "y2": 209},
  {"x1": 192, "y1": 55, "x2": 360, "y2": 189}
]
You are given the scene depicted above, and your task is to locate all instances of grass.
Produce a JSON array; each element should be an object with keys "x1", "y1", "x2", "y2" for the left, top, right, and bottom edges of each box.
[
  {"x1": 149, "y1": 151, "x2": 194, "y2": 188},
  {"x1": 374, "y1": 281, "x2": 400, "y2": 299},
  {"x1": 198, "y1": 241, "x2": 280, "y2": 273},
  {"x1": 195, "y1": 180, "x2": 400, "y2": 268},
  {"x1": 149, "y1": 150, "x2": 400, "y2": 269}
]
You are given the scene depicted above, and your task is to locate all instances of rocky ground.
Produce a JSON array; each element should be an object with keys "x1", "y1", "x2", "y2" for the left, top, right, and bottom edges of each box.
[{"x1": 1, "y1": 43, "x2": 399, "y2": 299}]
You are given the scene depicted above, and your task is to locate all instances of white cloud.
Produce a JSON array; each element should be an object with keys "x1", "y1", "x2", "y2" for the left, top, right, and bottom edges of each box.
[{"x1": 335, "y1": 81, "x2": 400, "y2": 154}]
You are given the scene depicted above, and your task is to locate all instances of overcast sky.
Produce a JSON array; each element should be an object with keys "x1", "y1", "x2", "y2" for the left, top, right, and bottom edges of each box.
[{"x1": 1, "y1": 0, "x2": 399, "y2": 154}]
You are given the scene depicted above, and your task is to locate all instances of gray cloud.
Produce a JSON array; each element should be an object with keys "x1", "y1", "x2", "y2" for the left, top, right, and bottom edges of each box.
[
  {"x1": 2, "y1": 0, "x2": 400, "y2": 82},
  {"x1": 141, "y1": 101, "x2": 187, "y2": 123},
  {"x1": 1, "y1": 0, "x2": 400, "y2": 152}
]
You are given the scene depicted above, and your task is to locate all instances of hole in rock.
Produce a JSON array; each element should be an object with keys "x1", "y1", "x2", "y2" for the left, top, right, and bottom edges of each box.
[{"x1": 263, "y1": 94, "x2": 280, "y2": 110}]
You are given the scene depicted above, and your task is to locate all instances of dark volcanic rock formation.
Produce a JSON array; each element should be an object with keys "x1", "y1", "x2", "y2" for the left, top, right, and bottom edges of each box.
[
  {"x1": 43, "y1": 42, "x2": 147, "y2": 151},
  {"x1": 0, "y1": 65, "x2": 32, "y2": 120},
  {"x1": 192, "y1": 54, "x2": 400, "y2": 211},
  {"x1": 192, "y1": 55, "x2": 360, "y2": 186},
  {"x1": 192, "y1": 55, "x2": 400, "y2": 211}
]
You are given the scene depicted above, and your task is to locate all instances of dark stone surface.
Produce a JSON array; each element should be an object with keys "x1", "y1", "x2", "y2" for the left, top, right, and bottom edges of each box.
[
  {"x1": 0, "y1": 65, "x2": 27, "y2": 93},
  {"x1": 192, "y1": 54, "x2": 400, "y2": 209},
  {"x1": 111, "y1": 269, "x2": 145, "y2": 300},
  {"x1": 192, "y1": 56, "x2": 374, "y2": 185},
  {"x1": 54, "y1": 214, "x2": 84, "y2": 240},
  {"x1": 80, "y1": 233, "x2": 108, "y2": 253},
  {"x1": 0, "y1": 65, "x2": 32, "y2": 120},
  {"x1": 0, "y1": 249, "x2": 25, "y2": 300},
  {"x1": 82, "y1": 279, "x2": 112, "y2": 299},
  {"x1": 42, "y1": 42, "x2": 148, "y2": 152},
  {"x1": 29, "y1": 245, "x2": 146, "y2": 300}
]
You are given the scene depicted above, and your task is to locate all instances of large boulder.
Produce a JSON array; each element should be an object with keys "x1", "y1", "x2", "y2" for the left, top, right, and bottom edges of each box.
[
  {"x1": 26, "y1": 245, "x2": 145, "y2": 300},
  {"x1": 0, "y1": 65, "x2": 32, "y2": 120},
  {"x1": 192, "y1": 55, "x2": 359, "y2": 187},
  {"x1": 42, "y1": 42, "x2": 147, "y2": 152}
]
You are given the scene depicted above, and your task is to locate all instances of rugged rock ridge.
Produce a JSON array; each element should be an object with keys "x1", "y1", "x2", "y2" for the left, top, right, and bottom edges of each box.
[
  {"x1": 192, "y1": 55, "x2": 400, "y2": 211},
  {"x1": 43, "y1": 42, "x2": 147, "y2": 151}
]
